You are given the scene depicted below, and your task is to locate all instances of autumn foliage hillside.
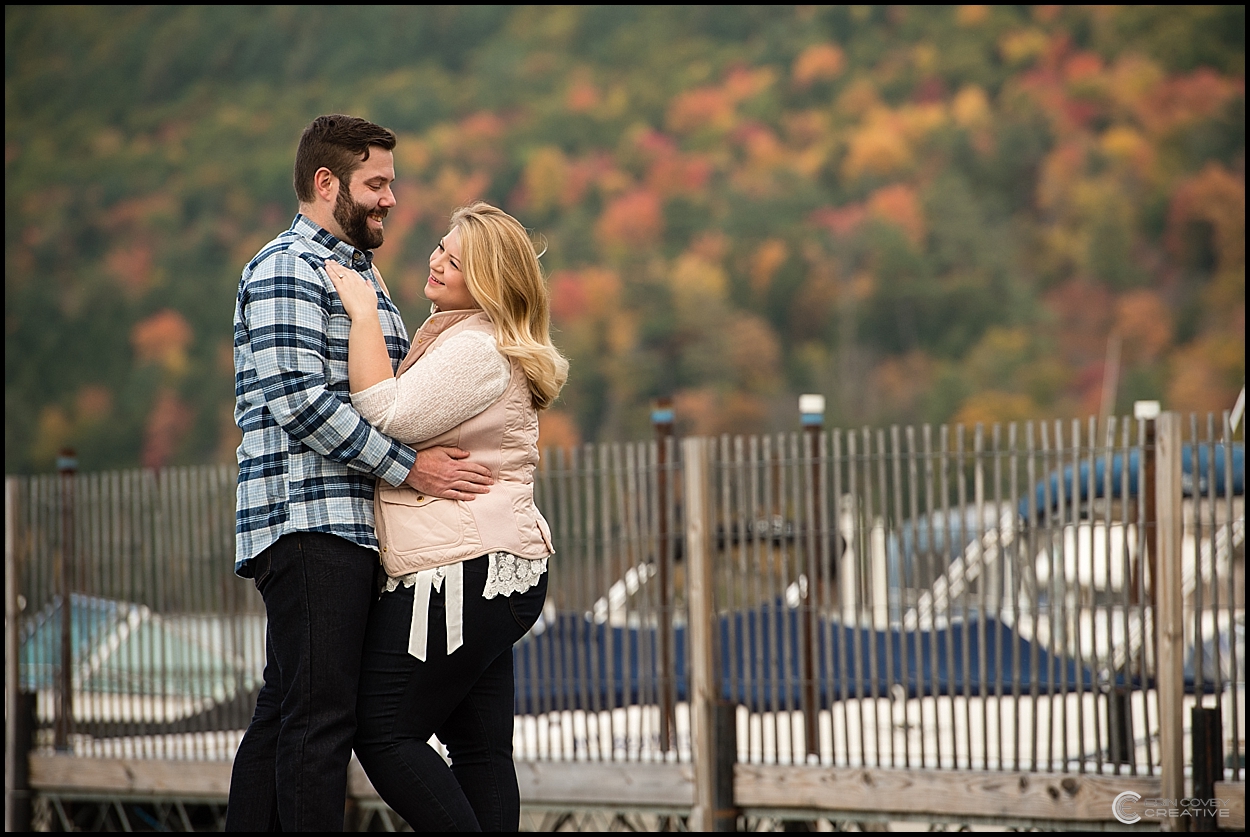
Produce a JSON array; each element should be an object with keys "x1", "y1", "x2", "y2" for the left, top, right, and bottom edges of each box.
[{"x1": 4, "y1": 5, "x2": 1244, "y2": 472}]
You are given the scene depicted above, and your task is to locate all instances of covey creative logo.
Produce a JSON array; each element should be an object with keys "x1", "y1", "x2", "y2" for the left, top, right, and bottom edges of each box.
[
  {"x1": 1112, "y1": 791, "x2": 1141, "y2": 825},
  {"x1": 1113, "y1": 791, "x2": 1231, "y2": 825}
]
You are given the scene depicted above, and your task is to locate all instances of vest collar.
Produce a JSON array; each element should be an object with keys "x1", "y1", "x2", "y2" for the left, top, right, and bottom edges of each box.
[{"x1": 420, "y1": 308, "x2": 490, "y2": 339}]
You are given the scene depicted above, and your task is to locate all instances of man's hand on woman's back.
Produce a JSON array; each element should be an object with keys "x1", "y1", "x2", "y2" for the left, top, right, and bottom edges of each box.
[{"x1": 407, "y1": 446, "x2": 494, "y2": 500}]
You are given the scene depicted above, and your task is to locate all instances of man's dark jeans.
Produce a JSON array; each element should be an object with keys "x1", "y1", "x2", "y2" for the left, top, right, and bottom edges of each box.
[
  {"x1": 225, "y1": 532, "x2": 378, "y2": 831},
  {"x1": 354, "y1": 555, "x2": 547, "y2": 831}
]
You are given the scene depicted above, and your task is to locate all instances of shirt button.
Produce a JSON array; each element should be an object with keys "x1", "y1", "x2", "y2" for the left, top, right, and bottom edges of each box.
[{"x1": 417, "y1": 495, "x2": 425, "y2": 502}]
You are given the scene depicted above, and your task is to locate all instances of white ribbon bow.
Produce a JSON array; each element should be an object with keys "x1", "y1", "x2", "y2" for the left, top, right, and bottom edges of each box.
[{"x1": 407, "y1": 562, "x2": 465, "y2": 661}]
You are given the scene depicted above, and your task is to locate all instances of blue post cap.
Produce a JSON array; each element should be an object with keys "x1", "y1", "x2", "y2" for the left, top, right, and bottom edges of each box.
[{"x1": 651, "y1": 408, "x2": 675, "y2": 425}]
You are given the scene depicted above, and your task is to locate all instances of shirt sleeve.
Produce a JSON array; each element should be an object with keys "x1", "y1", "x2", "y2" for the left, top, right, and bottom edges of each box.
[
  {"x1": 240, "y1": 251, "x2": 416, "y2": 485},
  {"x1": 351, "y1": 330, "x2": 511, "y2": 445}
]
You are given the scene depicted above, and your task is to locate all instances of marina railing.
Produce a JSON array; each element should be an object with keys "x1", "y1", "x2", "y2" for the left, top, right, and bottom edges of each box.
[{"x1": 5, "y1": 411, "x2": 1244, "y2": 828}]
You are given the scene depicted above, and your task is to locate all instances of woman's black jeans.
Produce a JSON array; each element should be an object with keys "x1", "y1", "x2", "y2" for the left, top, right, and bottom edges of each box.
[{"x1": 354, "y1": 555, "x2": 547, "y2": 832}]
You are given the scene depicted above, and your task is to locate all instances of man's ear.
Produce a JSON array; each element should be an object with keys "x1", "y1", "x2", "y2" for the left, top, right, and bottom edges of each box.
[{"x1": 313, "y1": 166, "x2": 339, "y2": 203}]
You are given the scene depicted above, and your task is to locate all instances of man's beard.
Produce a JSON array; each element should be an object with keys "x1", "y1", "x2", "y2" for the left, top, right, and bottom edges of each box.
[{"x1": 334, "y1": 185, "x2": 385, "y2": 250}]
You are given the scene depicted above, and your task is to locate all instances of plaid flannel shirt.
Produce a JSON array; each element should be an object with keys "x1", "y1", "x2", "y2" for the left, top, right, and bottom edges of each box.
[{"x1": 233, "y1": 215, "x2": 416, "y2": 575}]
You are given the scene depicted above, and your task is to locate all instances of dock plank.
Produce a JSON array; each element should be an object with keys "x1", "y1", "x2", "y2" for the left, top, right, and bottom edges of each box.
[
  {"x1": 30, "y1": 755, "x2": 232, "y2": 799},
  {"x1": 1214, "y1": 781, "x2": 1244, "y2": 831},
  {"x1": 735, "y1": 764, "x2": 1165, "y2": 823},
  {"x1": 32, "y1": 755, "x2": 697, "y2": 811},
  {"x1": 36, "y1": 753, "x2": 1222, "y2": 826}
]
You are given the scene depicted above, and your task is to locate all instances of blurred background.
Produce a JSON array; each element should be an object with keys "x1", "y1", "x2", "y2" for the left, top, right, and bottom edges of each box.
[{"x1": 4, "y1": 5, "x2": 1245, "y2": 475}]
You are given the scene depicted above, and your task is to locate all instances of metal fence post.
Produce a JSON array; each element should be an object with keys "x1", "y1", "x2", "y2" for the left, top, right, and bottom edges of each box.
[
  {"x1": 799, "y1": 395, "x2": 824, "y2": 763},
  {"x1": 653, "y1": 398, "x2": 675, "y2": 754},
  {"x1": 1155, "y1": 412, "x2": 1185, "y2": 830},
  {"x1": 5, "y1": 476, "x2": 30, "y2": 831},
  {"x1": 55, "y1": 449, "x2": 77, "y2": 752},
  {"x1": 1191, "y1": 706, "x2": 1223, "y2": 831}
]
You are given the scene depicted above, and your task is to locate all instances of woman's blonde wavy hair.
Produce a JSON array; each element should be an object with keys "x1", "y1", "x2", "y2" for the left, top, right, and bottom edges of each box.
[{"x1": 446, "y1": 201, "x2": 569, "y2": 410}]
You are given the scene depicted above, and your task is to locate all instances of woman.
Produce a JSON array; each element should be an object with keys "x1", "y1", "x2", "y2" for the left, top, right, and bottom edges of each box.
[{"x1": 325, "y1": 201, "x2": 568, "y2": 831}]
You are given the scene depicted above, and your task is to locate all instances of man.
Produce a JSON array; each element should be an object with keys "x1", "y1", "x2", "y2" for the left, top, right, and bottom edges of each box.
[{"x1": 226, "y1": 114, "x2": 493, "y2": 831}]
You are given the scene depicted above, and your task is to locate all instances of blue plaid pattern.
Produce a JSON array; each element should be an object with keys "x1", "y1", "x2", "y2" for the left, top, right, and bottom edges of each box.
[{"x1": 233, "y1": 215, "x2": 416, "y2": 575}]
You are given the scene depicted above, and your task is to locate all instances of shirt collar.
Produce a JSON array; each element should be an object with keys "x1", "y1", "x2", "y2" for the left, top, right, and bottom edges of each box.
[{"x1": 291, "y1": 214, "x2": 374, "y2": 270}]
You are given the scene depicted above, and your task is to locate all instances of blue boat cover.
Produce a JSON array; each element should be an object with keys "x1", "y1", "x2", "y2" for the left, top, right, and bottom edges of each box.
[{"x1": 511, "y1": 607, "x2": 1154, "y2": 714}]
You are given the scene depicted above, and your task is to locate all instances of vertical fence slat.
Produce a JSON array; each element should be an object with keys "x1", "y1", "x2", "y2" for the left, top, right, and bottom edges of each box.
[
  {"x1": 1107, "y1": 420, "x2": 1123, "y2": 774},
  {"x1": 1134, "y1": 416, "x2": 1155, "y2": 776},
  {"x1": 1120, "y1": 417, "x2": 1142, "y2": 777},
  {"x1": 847, "y1": 431, "x2": 868, "y2": 767},
  {"x1": 1203, "y1": 414, "x2": 1220, "y2": 722},
  {"x1": 763, "y1": 435, "x2": 782, "y2": 763},
  {"x1": 567, "y1": 446, "x2": 592, "y2": 755},
  {"x1": 734, "y1": 435, "x2": 757, "y2": 764},
  {"x1": 951, "y1": 425, "x2": 970, "y2": 770},
  {"x1": 1007, "y1": 422, "x2": 1023, "y2": 774},
  {"x1": 1191, "y1": 415, "x2": 1206, "y2": 708},
  {"x1": 831, "y1": 429, "x2": 851, "y2": 767},
  {"x1": 783, "y1": 431, "x2": 800, "y2": 764},
  {"x1": 1023, "y1": 421, "x2": 1040, "y2": 773},
  {"x1": 889, "y1": 425, "x2": 909, "y2": 770},
  {"x1": 597, "y1": 442, "x2": 614, "y2": 759},
  {"x1": 528, "y1": 449, "x2": 550, "y2": 747},
  {"x1": 973, "y1": 424, "x2": 988, "y2": 771},
  {"x1": 1039, "y1": 420, "x2": 1056, "y2": 772},
  {"x1": 633, "y1": 442, "x2": 655, "y2": 760},
  {"x1": 805, "y1": 427, "x2": 821, "y2": 765},
  {"x1": 576, "y1": 445, "x2": 598, "y2": 757},
  {"x1": 904, "y1": 426, "x2": 925, "y2": 768},
  {"x1": 920, "y1": 425, "x2": 940, "y2": 769},
  {"x1": 990, "y1": 423, "x2": 1006, "y2": 772},
  {"x1": 5, "y1": 477, "x2": 21, "y2": 830},
  {"x1": 1094, "y1": 419, "x2": 1111, "y2": 776},
  {"x1": 77, "y1": 473, "x2": 93, "y2": 751},
  {"x1": 609, "y1": 443, "x2": 629, "y2": 759},
  {"x1": 1072, "y1": 419, "x2": 1087, "y2": 773},
  {"x1": 1224, "y1": 409, "x2": 1242, "y2": 780},
  {"x1": 860, "y1": 428, "x2": 878, "y2": 768},
  {"x1": 816, "y1": 428, "x2": 834, "y2": 767},
  {"x1": 653, "y1": 436, "x2": 673, "y2": 759},
  {"x1": 544, "y1": 446, "x2": 566, "y2": 753},
  {"x1": 934, "y1": 425, "x2": 954, "y2": 769},
  {"x1": 872, "y1": 428, "x2": 893, "y2": 768}
]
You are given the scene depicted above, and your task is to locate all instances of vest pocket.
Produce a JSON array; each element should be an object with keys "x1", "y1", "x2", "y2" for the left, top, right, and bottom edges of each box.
[
  {"x1": 509, "y1": 493, "x2": 555, "y2": 555},
  {"x1": 536, "y1": 512, "x2": 555, "y2": 553},
  {"x1": 377, "y1": 486, "x2": 468, "y2": 561}
]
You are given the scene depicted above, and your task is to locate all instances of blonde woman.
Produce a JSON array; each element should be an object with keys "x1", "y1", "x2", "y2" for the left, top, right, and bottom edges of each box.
[{"x1": 325, "y1": 201, "x2": 568, "y2": 831}]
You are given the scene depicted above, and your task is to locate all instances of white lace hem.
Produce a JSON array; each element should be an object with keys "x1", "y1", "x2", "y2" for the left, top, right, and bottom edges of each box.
[
  {"x1": 382, "y1": 553, "x2": 547, "y2": 660},
  {"x1": 483, "y1": 553, "x2": 548, "y2": 599},
  {"x1": 383, "y1": 553, "x2": 548, "y2": 597}
]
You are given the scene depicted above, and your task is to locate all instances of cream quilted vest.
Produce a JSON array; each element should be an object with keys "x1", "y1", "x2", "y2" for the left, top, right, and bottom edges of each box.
[{"x1": 374, "y1": 309, "x2": 554, "y2": 577}]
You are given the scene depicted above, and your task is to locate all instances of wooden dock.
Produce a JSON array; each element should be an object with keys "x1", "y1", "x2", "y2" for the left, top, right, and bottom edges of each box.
[{"x1": 27, "y1": 753, "x2": 1245, "y2": 829}]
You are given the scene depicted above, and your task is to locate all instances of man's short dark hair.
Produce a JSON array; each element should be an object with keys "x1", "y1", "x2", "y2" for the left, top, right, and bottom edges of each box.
[{"x1": 293, "y1": 115, "x2": 397, "y2": 203}]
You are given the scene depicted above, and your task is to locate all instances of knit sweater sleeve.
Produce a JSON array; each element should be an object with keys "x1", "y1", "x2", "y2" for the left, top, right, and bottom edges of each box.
[{"x1": 350, "y1": 330, "x2": 510, "y2": 445}]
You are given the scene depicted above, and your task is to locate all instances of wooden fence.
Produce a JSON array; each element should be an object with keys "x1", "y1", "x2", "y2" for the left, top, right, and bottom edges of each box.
[{"x1": 5, "y1": 411, "x2": 1245, "y2": 830}]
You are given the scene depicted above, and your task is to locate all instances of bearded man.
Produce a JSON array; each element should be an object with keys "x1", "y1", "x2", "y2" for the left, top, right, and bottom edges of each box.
[{"x1": 227, "y1": 114, "x2": 493, "y2": 830}]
